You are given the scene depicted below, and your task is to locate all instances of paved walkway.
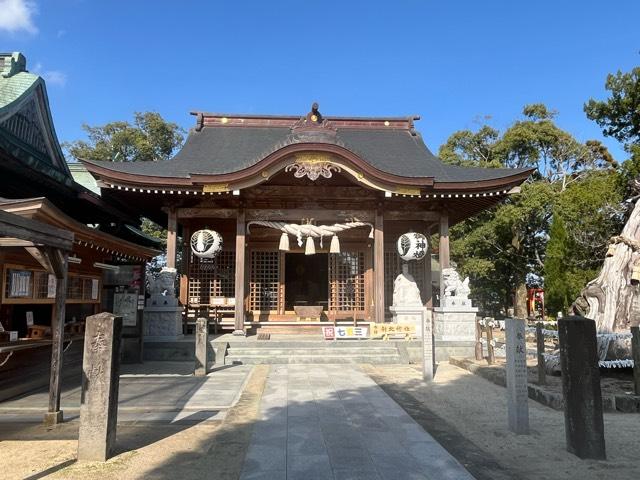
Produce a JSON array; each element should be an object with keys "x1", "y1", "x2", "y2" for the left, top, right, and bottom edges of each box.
[
  {"x1": 241, "y1": 365, "x2": 474, "y2": 480},
  {"x1": 0, "y1": 362, "x2": 252, "y2": 424}
]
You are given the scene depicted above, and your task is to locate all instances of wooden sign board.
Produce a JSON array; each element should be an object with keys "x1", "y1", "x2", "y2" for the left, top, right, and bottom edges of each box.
[
  {"x1": 370, "y1": 323, "x2": 416, "y2": 340},
  {"x1": 322, "y1": 326, "x2": 368, "y2": 340}
]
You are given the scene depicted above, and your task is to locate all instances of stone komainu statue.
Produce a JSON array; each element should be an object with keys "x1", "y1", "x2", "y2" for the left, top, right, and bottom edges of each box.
[
  {"x1": 441, "y1": 267, "x2": 472, "y2": 307},
  {"x1": 149, "y1": 267, "x2": 177, "y2": 297}
]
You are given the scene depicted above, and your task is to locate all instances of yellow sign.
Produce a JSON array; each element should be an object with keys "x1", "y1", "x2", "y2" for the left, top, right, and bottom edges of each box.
[
  {"x1": 203, "y1": 184, "x2": 230, "y2": 193},
  {"x1": 370, "y1": 323, "x2": 416, "y2": 340}
]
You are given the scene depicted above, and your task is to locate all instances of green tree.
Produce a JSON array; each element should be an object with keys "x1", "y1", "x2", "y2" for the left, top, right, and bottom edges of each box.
[
  {"x1": 584, "y1": 67, "x2": 640, "y2": 146},
  {"x1": 544, "y1": 212, "x2": 571, "y2": 315},
  {"x1": 444, "y1": 104, "x2": 618, "y2": 316},
  {"x1": 65, "y1": 111, "x2": 185, "y2": 162}
]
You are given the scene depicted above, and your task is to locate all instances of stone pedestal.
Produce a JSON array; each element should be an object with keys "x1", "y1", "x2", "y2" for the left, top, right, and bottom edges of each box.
[
  {"x1": 390, "y1": 305, "x2": 428, "y2": 338},
  {"x1": 78, "y1": 313, "x2": 122, "y2": 462},
  {"x1": 143, "y1": 303, "x2": 184, "y2": 342},
  {"x1": 433, "y1": 306, "x2": 478, "y2": 361}
]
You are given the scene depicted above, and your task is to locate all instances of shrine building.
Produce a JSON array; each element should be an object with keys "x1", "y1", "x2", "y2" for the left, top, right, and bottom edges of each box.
[{"x1": 83, "y1": 104, "x2": 531, "y2": 337}]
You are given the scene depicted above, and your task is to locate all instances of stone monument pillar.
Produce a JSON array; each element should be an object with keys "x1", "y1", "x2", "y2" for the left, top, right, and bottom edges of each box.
[
  {"x1": 194, "y1": 317, "x2": 209, "y2": 376},
  {"x1": 389, "y1": 264, "x2": 428, "y2": 337},
  {"x1": 433, "y1": 266, "x2": 478, "y2": 360},
  {"x1": 143, "y1": 267, "x2": 184, "y2": 342},
  {"x1": 78, "y1": 312, "x2": 122, "y2": 462},
  {"x1": 505, "y1": 318, "x2": 529, "y2": 434}
]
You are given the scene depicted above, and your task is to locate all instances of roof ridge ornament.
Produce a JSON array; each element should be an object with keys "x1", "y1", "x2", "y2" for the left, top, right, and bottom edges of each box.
[{"x1": 291, "y1": 102, "x2": 338, "y2": 143}]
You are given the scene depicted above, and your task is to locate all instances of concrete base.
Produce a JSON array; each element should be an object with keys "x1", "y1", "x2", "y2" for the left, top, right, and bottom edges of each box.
[
  {"x1": 389, "y1": 305, "x2": 427, "y2": 338},
  {"x1": 434, "y1": 306, "x2": 478, "y2": 361},
  {"x1": 43, "y1": 410, "x2": 63, "y2": 426},
  {"x1": 143, "y1": 306, "x2": 184, "y2": 342}
]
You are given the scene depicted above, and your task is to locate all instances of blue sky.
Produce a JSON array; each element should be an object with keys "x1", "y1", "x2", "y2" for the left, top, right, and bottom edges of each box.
[{"x1": 1, "y1": 0, "x2": 639, "y2": 161}]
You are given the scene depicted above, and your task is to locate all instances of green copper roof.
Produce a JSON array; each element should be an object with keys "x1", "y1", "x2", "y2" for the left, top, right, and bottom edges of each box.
[{"x1": 0, "y1": 52, "x2": 40, "y2": 114}]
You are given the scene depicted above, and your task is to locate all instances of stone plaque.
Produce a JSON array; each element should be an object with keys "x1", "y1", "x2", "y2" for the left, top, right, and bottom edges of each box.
[{"x1": 505, "y1": 318, "x2": 529, "y2": 434}]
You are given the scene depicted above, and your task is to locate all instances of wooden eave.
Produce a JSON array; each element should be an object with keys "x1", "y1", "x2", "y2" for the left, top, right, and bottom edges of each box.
[
  {"x1": 82, "y1": 143, "x2": 533, "y2": 196},
  {"x1": 0, "y1": 197, "x2": 159, "y2": 260}
]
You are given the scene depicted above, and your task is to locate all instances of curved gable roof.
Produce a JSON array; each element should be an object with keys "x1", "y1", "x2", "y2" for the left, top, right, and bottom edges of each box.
[{"x1": 83, "y1": 109, "x2": 531, "y2": 187}]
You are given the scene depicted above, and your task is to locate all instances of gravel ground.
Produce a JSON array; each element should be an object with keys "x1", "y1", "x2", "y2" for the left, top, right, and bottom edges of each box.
[{"x1": 364, "y1": 362, "x2": 640, "y2": 480}]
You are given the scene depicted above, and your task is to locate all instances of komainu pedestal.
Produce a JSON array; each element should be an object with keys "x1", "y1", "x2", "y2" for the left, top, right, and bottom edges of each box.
[
  {"x1": 143, "y1": 268, "x2": 184, "y2": 342},
  {"x1": 390, "y1": 264, "x2": 425, "y2": 337},
  {"x1": 434, "y1": 267, "x2": 478, "y2": 360}
]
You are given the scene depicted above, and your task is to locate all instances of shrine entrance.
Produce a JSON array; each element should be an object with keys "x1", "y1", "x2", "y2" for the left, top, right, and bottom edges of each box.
[{"x1": 284, "y1": 253, "x2": 329, "y2": 311}]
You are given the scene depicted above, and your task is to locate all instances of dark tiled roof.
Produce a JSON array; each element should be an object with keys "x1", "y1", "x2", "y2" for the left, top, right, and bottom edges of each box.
[{"x1": 86, "y1": 123, "x2": 529, "y2": 183}]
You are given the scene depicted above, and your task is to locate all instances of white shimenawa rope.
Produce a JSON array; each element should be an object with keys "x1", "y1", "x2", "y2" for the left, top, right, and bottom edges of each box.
[{"x1": 247, "y1": 221, "x2": 374, "y2": 247}]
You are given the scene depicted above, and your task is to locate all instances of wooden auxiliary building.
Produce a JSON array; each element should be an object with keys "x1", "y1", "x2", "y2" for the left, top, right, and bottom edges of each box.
[{"x1": 84, "y1": 104, "x2": 531, "y2": 335}]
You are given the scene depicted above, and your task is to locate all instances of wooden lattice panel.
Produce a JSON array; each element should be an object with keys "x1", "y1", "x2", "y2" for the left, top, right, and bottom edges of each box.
[
  {"x1": 329, "y1": 252, "x2": 365, "y2": 312},
  {"x1": 250, "y1": 251, "x2": 280, "y2": 311},
  {"x1": 188, "y1": 251, "x2": 235, "y2": 305},
  {"x1": 384, "y1": 251, "x2": 427, "y2": 309}
]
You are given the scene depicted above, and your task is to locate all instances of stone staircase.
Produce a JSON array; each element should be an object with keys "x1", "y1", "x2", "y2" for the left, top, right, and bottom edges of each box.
[{"x1": 224, "y1": 340, "x2": 410, "y2": 365}]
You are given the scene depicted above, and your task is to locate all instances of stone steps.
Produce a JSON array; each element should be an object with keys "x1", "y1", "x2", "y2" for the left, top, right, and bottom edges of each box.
[
  {"x1": 225, "y1": 342, "x2": 405, "y2": 365},
  {"x1": 225, "y1": 353, "x2": 403, "y2": 365}
]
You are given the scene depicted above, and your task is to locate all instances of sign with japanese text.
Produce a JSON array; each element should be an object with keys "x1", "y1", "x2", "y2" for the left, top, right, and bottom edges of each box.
[
  {"x1": 370, "y1": 323, "x2": 416, "y2": 340},
  {"x1": 322, "y1": 326, "x2": 368, "y2": 340}
]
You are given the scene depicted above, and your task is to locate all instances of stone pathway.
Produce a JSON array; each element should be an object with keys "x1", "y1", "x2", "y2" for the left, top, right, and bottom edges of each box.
[
  {"x1": 241, "y1": 364, "x2": 474, "y2": 480},
  {"x1": 0, "y1": 362, "x2": 252, "y2": 424}
]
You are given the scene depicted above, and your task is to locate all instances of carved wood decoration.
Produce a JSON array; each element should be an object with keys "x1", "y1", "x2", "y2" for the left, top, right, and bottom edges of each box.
[{"x1": 285, "y1": 160, "x2": 341, "y2": 181}]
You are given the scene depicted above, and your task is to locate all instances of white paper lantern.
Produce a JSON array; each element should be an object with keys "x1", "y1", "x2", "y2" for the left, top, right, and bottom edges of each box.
[
  {"x1": 397, "y1": 232, "x2": 428, "y2": 261},
  {"x1": 190, "y1": 229, "x2": 223, "y2": 258}
]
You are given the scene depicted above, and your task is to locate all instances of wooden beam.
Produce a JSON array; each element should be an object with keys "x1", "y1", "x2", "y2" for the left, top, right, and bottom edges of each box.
[
  {"x1": 374, "y1": 209, "x2": 385, "y2": 323},
  {"x1": 439, "y1": 213, "x2": 450, "y2": 302},
  {"x1": 0, "y1": 238, "x2": 40, "y2": 247},
  {"x1": 166, "y1": 208, "x2": 177, "y2": 269},
  {"x1": 233, "y1": 209, "x2": 246, "y2": 335},
  {"x1": 0, "y1": 210, "x2": 73, "y2": 251},
  {"x1": 44, "y1": 251, "x2": 68, "y2": 426},
  {"x1": 25, "y1": 246, "x2": 55, "y2": 273},
  {"x1": 424, "y1": 243, "x2": 433, "y2": 308}
]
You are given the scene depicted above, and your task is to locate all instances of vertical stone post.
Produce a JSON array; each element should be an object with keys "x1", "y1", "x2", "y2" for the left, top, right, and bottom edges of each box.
[
  {"x1": 78, "y1": 312, "x2": 123, "y2": 462},
  {"x1": 558, "y1": 316, "x2": 606, "y2": 459},
  {"x1": 195, "y1": 317, "x2": 209, "y2": 376},
  {"x1": 632, "y1": 326, "x2": 640, "y2": 395},
  {"x1": 536, "y1": 322, "x2": 546, "y2": 385},
  {"x1": 505, "y1": 318, "x2": 529, "y2": 435},
  {"x1": 422, "y1": 309, "x2": 434, "y2": 381}
]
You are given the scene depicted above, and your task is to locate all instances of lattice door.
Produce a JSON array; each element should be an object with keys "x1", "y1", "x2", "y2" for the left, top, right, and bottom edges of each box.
[
  {"x1": 329, "y1": 252, "x2": 365, "y2": 312},
  {"x1": 250, "y1": 251, "x2": 280, "y2": 311},
  {"x1": 188, "y1": 251, "x2": 235, "y2": 305},
  {"x1": 384, "y1": 251, "x2": 427, "y2": 310}
]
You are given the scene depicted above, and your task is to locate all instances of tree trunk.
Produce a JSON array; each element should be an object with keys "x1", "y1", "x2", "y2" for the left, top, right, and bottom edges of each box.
[
  {"x1": 574, "y1": 200, "x2": 640, "y2": 332},
  {"x1": 514, "y1": 283, "x2": 528, "y2": 318}
]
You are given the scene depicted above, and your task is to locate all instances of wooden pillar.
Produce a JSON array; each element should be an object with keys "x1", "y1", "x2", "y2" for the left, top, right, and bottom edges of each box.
[
  {"x1": 166, "y1": 208, "x2": 177, "y2": 269},
  {"x1": 374, "y1": 209, "x2": 385, "y2": 323},
  {"x1": 439, "y1": 213, "x2": 450, "y2": 303},
  {"x1": 44, "y1": 250, "x2": 68, "y2": 426},
  {"x1": 424, "y1": 241, "x2": 433, "y2": 309},
  {"x1": 233, "y1": 209, "x2": 246, "y2": 335}
]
